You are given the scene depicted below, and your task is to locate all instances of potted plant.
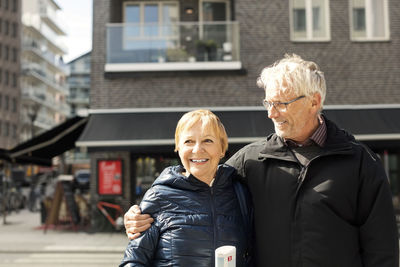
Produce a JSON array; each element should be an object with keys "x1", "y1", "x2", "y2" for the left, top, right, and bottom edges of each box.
[
  {"x1": 166, "y1": 48, "x2": 189, "y2": 62},
  {"x1": 204, "y1": 40, "x2": 217, "y2": 61},
  {"x1": 195, "y1": 40, "x2": 218, "y2": 61}
]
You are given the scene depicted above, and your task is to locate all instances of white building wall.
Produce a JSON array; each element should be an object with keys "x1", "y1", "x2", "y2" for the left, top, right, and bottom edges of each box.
[{"x1": 20, "y1": 0, "x2": 69, "y2": 141}]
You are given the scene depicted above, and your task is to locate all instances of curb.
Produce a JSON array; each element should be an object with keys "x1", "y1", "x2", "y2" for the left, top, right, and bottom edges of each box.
[{"x1": 0, "y1": 246, "x2": 126, "y2": 254}]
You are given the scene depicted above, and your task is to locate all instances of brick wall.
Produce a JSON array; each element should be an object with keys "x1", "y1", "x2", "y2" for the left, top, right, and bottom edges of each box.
[
  {"x1": 0, "y1": 0, "x2": 21, "y2": 148},
  {"x1": 91, "y1": 0, "x2": 400, "y2": 109}
]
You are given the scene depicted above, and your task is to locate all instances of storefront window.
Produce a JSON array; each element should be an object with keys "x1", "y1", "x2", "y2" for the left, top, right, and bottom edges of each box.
[
  {"x1": 388, "y1": 153, "x2": 400, "y2": 215},
  {"x1": 135, "y1": 156, "x2": 179, "y2": 203}
]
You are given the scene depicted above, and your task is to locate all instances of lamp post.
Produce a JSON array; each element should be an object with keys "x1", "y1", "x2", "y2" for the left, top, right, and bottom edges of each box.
[
  {"x1": 27, "y1": 103, "x2": 40, "y2": 138},
  {"x1": 25, "y1": 103, "x2": 41, "y2": 202}
]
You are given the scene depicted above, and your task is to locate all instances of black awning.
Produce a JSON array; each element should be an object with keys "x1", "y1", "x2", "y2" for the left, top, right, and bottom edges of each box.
[
  {"x1": 75, "y1": 108, "x2": 272, "y2": 148},
  {"x1": 76, "y1": 107, "x2": 400, "y2": 151},
  {"x1": 0, "y1": 148, "x2": 10, "y2": 161},
  {"x1": 7, "y1": 116, "x2": 88, "y2": 166},
  {"x1": 323, "y1": 108, "x2": 400, "y2": 137}
]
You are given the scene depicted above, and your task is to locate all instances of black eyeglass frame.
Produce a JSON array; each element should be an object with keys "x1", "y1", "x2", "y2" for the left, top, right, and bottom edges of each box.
[{"x1": 262, "y1": 95, "x2": 306, "y2": 111}]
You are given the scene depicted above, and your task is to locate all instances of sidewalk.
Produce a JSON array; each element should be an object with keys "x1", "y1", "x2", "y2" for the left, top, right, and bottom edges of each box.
[{"x1": 0, "y1": 209, "x2": 128, "y2": 254}]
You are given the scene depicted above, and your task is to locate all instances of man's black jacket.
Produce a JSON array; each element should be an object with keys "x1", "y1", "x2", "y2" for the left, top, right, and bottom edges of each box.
[{"x1": 227, "y1": 117, "x2": 399, "y2": 267}]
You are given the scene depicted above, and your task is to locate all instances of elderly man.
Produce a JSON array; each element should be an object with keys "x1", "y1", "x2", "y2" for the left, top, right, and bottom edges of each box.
[{"x1": 124, "y1": 54, "x2": 399, "y2": 267}]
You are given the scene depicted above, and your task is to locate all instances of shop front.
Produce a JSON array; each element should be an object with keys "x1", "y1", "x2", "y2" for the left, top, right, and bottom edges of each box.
[{"x1": 76, "y1": 106, "x2": 400, "y2": 217}]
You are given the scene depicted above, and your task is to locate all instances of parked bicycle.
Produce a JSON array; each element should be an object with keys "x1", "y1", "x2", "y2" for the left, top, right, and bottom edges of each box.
[
  {"x1": 92, "y1": 201, "x2": 124, "y2": 232},
  {"x1": 0, "y1": 177, "x2": 26, "y2": 215}
]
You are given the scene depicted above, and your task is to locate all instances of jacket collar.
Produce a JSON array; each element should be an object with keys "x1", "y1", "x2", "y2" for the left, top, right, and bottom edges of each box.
[
  {"x1": 152, "y1": 164, "x2": 235, "y2": 191},
  {"x1": 259, "y1": 116, "x2": 354, "y2": 161}
]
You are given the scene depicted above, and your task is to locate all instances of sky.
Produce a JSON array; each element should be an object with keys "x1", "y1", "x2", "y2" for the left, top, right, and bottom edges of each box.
[{"x1": 56, "y1": 0, "x2": 93, "y2": 63}]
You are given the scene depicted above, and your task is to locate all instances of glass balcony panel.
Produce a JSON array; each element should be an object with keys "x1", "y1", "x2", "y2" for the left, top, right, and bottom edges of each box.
[{"x1": 106, "y1": 21, "x2": 240, "y2": 65}]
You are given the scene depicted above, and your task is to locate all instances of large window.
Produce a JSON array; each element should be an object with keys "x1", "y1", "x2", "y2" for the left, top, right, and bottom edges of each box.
[
  {"x1": 290, "y1": 0, "x2": 330, "y2": 41},
  {"x1": 350, "y1": 0, "x2": 389, "y2": 41},
  {"x1": 200, "y1": 0, "x2": 231, "y2": 53},
  {"x1": 123, "y1": 1, "x2": 179, "y2": 61},
  {"x1": 134, "y1": 156, "x2": 179, "y2": 203}
]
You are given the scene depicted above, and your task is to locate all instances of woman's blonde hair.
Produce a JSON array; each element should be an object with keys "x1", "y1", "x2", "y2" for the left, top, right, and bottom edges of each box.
[
  {"x1": 257, "y1": 54, "x2": 326, "y2": 112},
  {"x1": 174, "y1": 109, "x2": 228, "y2": 154}
]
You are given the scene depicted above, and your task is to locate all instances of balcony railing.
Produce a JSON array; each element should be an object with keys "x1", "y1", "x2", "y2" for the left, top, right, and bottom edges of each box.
[
  {"x1": 40, "y1": 4, "x2": 66, "y2": 35},
  {"x1": 22, "y1": 62, "x2": 69, "y2": 94},
  {"x1": 106, "y1": 21, "x2": 241, "y2": 72},
  {"x1": 68, "y1": 93, "x2": 90, "y2": 104},
  {"x1": 22, "y1": 40, "x2": 69, "y2": 73},
  {"x1": 22, "y1": 14, "x2": 68, "y2": 53},
  {"x1": 22, "y1": 87, "x2": 70, "y2": 115}
]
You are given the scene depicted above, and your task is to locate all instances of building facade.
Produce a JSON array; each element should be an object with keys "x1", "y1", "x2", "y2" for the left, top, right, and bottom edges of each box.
[
  {"x1": 82, "y1": 0, "x2": 400, "y2": 212},
  {"x1": 67, "y1": 52, "x2": 91, "y2": 117},
  {"x1": 20, "y1": 0, "x2": 69, "y2": 141},
  {"x1": 0, "y1": 0, "x2": 21, "y2": 149},
  {"x1": 65, "y1": 52, "x2": 91, "y2": 170}
]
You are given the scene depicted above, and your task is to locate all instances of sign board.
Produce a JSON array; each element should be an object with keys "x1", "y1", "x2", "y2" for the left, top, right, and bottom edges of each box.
[{"x1": 98, "y1": 159, "x2": 123, "y2": 195}]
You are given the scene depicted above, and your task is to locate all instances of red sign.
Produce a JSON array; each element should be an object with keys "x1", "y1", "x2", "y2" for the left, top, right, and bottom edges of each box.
[{"x1": 98, "y1": 160, "x2": 122, "y2": 195}]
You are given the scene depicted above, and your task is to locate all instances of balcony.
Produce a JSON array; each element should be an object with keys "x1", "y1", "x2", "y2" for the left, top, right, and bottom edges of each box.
[
  {"x1": 40, "y1": 4, "x2": 66, "y2": 36},
  {"x1": 22, "y1": 40, "x2": 69, "y2": 74},
  {"x1": 68, "y1": 92, "x2": 90, "y2": 104},
  {"x1": 105, "y1": 21, "x2": 241, "y2": 72},
  {"x1": 22, "y1": 63, "x2": 69, "y2": 95},
  {"x1": 22, "y1": 86, "x2": 70, "y2": 116},
  {"x1": 22, "y1": 14, "x2": 68, "y2": 54}
]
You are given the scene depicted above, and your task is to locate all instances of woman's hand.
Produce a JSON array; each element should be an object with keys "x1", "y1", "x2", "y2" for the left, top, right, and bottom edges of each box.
[{"x1": 124, "y1": 205, "x2": 154, "y2": 239}]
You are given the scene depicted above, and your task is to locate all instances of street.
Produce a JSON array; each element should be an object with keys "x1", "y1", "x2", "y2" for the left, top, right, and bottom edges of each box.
[
  {"x1": 0, "y1": 252, "x2": 121, "y2": 267},
  {"x1": 0, "y1": 209, "x2": 128, "y2": 266}
]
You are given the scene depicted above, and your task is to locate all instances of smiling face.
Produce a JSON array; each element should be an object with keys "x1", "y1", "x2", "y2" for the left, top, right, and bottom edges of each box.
[
  {"x1": 177, "y1": 121, "x2": 224, "y2": 185},
  {"x1": 265, "y1": 87, "x2": 321, "y2": 143}
]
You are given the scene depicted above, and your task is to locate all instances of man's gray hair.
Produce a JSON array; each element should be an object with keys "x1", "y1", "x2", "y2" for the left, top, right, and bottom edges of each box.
[{"x1": 257, "y1": 54, "x2": 326, "y2": 111}]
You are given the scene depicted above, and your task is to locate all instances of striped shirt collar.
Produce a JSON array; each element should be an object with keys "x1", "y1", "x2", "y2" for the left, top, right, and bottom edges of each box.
[{"x1": 284, "y1": 115, "x2": 327, "y2": 148}]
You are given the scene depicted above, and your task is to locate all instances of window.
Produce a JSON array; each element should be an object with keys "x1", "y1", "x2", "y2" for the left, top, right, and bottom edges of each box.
[
  {"x1": 5, "y1": 20, "x2": 9, "y2": 35},
  {"x1": 290, "y1": 0, "x2": 330, "y2": 41},
  {"x1": 12, "y1": 0, "x2": 17, "y2": 12},
  {"x1": 200, "y1": 0, "x2": 231, "y2": 51},
  {"x1": 5, "y1": 95, "x2": 9, "y2": 110},
  {"x1": 0, "y1": 19, "x2": 2, "y2": 34},
  {"x1": 12, "y1": 22, "x2": 17, "y2": 38},
  {"x1": 350, "y1": 0, "x2": 389, "y2": 41},
  {"x1": 4, "y1": 122, "x2": 9, "y2": 137},
  {"x1": 5, "y1": 45, "x2": 9, "y2": 61},
  {"x1": 134, "y1": 156, "x2": 179, "y2": 203},
  {"x1": 12, "y1": 47, "x2": 17, "y2": 62},
  {"x1": 12, "y1": 72, "x2": 16, "y2": 87},
  {"x1": 12, "y1": 97, "x2": 16, "y2": 112},
  {"x1": 12, "y1": 124, "x2": 16, "y2": 138},
  {"x1": 123, "y1": 2, "x2": 179, "y2": 61},
  {"x1": 0, "y1": 68, "x2": 2, "y2": 83},
  {"x1": 0, "y1": 94, "x2": 2, "y2": 109},
  {"x1": 5, "y1": 70, "x2": 9, "y2": 85}
]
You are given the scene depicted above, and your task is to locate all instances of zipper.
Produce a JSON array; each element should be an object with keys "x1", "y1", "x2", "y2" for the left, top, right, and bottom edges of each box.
[
  {"x1": 292, "y1": 147, "x2": 354, "y2": 219},
  {"x1": 210, "y1": 186, "x2": 217, "y2": 252}
]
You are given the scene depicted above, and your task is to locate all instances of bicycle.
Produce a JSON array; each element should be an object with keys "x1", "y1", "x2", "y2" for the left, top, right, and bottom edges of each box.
[
  {"x1": 0, "y1": 180, "x2": 25, "y2": 215},
  {"x1": 92, "y1": 201, "x2": 124, "y2": 232}
]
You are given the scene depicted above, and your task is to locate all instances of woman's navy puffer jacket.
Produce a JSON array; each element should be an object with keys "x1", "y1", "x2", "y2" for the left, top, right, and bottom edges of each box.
[{"x1": 120, "y1": 164, "x2": 249, "y2": 266}]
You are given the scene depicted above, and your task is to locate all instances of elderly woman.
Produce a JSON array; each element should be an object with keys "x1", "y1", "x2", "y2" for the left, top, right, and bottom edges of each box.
[{"x1": 120, "y1": 109, "x2": 253, "y2": 267}]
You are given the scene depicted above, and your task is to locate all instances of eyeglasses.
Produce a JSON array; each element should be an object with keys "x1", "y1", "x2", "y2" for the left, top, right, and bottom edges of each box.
[{"x1": 262, "y1": 95, "x2": 305, "y2": 112}]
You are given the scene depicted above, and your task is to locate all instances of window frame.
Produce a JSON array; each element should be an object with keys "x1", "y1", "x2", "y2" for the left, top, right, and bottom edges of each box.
[
  {"x1": 349, "y1": 0, "x2": 390, "y2": 42},
  {"x1": 199, "y1": 0, "x2": 231, "y2": 41},
  {"x1": 199, "y1": 0, "x2": 231, "y2": 23},
  {"x1": 289, "y1": 0, "x2": 331, "y2": 42},
  {"x1": 122, "y1": 1, "x2": 180, "y2": 51}
]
